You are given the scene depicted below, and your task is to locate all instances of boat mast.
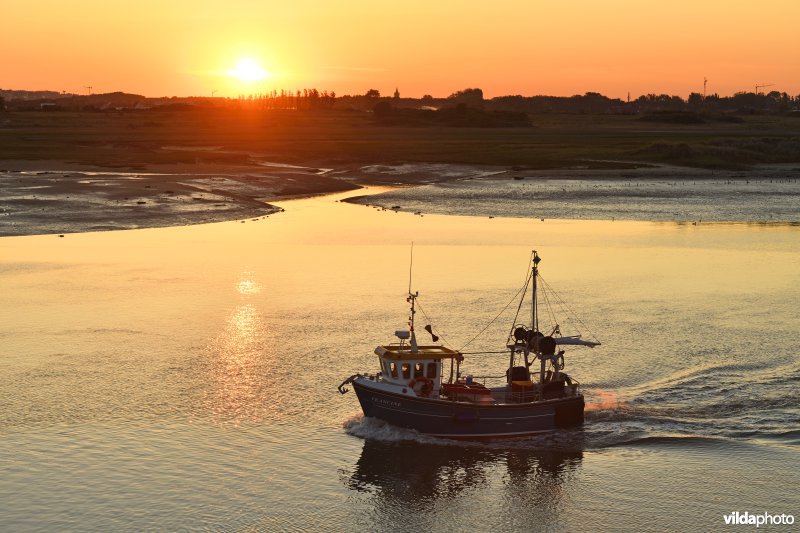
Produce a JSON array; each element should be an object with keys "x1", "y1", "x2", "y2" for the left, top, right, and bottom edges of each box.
[
  {"x1": 533, "y1": 251, "x2": 547, "y2": 387},
  {"x1": 408, "y1": 242, "x2": 418, "y2": 353},
  {"x1": 408, "y1": 291, "x2": 419, "y2": 353},
  {"x1": 532, "y1": 251, "x2": 540, "y2": 333}
]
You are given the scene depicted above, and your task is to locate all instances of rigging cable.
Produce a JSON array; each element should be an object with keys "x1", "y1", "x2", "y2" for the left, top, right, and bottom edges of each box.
[
  {"x1": 539, "y1": 278, "x2": 559, "y2": 332},
  {"x1": 415, "y1": 298, "x2": 454, "y2": 350},
  {"x1": 507, "y1": 269, "x2": 533, "y2": 342},
  {"x1": 538, "y1": 275, "x2": 602, "y2": 344},
  {"x1": 506, "y1": 251, "x2": 537, "y2": 342},
  {"x1": 462, "y1": 267, "x2": 532, "y2": 352}
]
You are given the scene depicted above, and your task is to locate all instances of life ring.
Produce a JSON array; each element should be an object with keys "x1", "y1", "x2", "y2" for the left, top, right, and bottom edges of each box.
[{"x1": 408, "y1": 376, "x2": 433, "y2": 397}]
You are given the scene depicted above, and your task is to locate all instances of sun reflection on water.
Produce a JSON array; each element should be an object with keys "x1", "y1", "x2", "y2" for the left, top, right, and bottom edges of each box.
[
  {"x1": 204, "y1": 303, "x2": 272, "y2": 424},
  {"x1": 237, "y1": 275, "x2": 261, "y2": 295}
]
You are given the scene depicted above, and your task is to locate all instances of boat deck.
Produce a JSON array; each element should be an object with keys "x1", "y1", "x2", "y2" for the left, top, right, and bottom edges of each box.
[{"x1": 439, "y1": 382, "x2": 570, "y2": 405}]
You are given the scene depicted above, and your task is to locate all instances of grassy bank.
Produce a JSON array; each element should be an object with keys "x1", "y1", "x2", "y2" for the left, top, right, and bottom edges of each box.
[{"x1": 1, "y1": 109, "x2": 799, "y2": 172}]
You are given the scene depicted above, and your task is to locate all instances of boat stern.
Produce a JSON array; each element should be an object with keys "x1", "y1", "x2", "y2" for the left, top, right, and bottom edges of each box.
[{"x1": 554, "y1": 394, "x2": 584, "y2": 427}]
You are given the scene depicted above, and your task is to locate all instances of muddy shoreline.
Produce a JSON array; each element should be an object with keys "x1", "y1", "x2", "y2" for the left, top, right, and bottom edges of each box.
[
  {"x1": 0, "y1": 159, "x2": 360, "y2": 236},
  {"x1": 3, "y1": 159, "x2": 799, "y2": 236}
]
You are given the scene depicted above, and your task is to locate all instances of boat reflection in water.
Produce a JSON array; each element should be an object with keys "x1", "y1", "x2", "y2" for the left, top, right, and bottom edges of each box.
[{"x1": 345, "y1": 437, "x2": 583, "y2": 528}]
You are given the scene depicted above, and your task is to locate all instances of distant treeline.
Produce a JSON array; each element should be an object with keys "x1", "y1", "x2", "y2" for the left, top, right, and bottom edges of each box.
[
  {"x1": 372, "y1": 100, "x2": 530, "y2": 127},
  {"x1": 482, "y1": 89, "x2": 800, "y2": 115},
  {"x1": 237, "y1": 89, "x2": 337, "y2": 110},
  {"x1": 3, "y1": 86, "x2": 799, "y2": 118}
]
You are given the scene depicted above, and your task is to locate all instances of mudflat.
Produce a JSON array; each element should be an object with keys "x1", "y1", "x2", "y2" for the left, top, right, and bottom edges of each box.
[
  {"x1": 1, "y1": 109, "x2": 799, "y2": 235},
  {"x1": 0, "y1": 163, "x2": 358, "y2": 236}
]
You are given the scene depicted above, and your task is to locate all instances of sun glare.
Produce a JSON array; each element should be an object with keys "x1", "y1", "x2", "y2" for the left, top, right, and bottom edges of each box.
[{"x1": 228, "y1": 58, "x2": 269, "y2": 82}]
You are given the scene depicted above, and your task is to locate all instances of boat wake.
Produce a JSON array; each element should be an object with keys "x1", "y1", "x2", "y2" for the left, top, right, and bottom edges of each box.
[
  {"x1": 604, "y1": 435, "x2": 737, "y2": 448},
  {"x1": 343, "y1": 413, "x2": 591, "y2": 450},
  {"x1": 343, "y1": 370, "x2": 799, "y2": 451},
  {"x1": 343, "y1": 414, "x2": 457, "y2": 446},
  {"x1": 578, "y1": 358, "x2": 800, "y2": 449},
  {"x1": 584, "y1": 390, "x2": 626, "y2": 412}
]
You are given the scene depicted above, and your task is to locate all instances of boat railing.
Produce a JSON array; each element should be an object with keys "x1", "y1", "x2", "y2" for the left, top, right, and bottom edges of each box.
[
  {"x1": 337, "y1": 373, "x2": 361, "y2": 394},
  {"x1": 459, "y1": 372, "x2": 578, "y2": 403},
  {"x1": 468, "y1": 374, "x2": 505, "y2": 385}
]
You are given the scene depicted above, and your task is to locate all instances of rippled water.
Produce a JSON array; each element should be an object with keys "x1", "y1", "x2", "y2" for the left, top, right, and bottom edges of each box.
[
  {"x1": 349, "y1": 177, "x2": 800, "y2": 223},
  {"x1": 1, "y1": 189, "x2": 798, "y2": 530}
]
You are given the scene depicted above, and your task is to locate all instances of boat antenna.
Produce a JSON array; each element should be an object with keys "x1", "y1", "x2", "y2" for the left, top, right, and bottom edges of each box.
[{"x1": 408, "y1": 241, "x2": 414, "y2": 294}]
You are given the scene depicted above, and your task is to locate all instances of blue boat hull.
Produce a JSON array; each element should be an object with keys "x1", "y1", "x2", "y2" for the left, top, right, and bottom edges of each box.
[{"x1": 352, "y1": 381, "x2": 584, "y2": 439}]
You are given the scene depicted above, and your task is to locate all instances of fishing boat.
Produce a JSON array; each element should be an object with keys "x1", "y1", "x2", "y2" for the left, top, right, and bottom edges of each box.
[{"x1": 338, "y1": 251, "x2": 600, "y2": 439}]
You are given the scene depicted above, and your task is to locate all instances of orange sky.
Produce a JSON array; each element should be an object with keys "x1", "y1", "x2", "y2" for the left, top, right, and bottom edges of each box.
[{"x1": 3, "y1": 0, "x2": 799, "y2": 98}]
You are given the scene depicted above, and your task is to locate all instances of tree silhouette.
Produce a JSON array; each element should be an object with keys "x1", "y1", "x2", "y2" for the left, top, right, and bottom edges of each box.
[{"x1": 448, "y1": 88, "x2": 484, "y2": 105}]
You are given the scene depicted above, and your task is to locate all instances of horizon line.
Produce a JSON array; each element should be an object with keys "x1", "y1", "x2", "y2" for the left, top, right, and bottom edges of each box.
[{"x1": 2, "y1": 87, "x2": 797, "y2": 101}]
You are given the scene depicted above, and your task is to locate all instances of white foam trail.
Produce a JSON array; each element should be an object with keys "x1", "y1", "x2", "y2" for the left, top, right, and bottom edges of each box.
[{"x1": 343, "y1": 415, "x2": 442, "y2": 444}]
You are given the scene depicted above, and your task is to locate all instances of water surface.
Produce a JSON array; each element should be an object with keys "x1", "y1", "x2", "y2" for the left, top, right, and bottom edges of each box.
[
  {"x1": 1, "y1": 189, "x2": 798, "y2": 531},
  {"x1": 349, "y1": 177, "x2": 800, "y2": 223}
]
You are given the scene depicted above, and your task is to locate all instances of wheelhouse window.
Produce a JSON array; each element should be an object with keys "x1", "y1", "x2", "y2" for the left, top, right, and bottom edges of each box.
[
  {"x1": 390, "y1": 362, "x2": 398, "y2": 378},
  {"x1": 426, "y1": 363, "x2": 437, "y2": 379},
  {"x1": 401, "y1": 363, "x2": 410, "y2": 379},
  {"x1": 414, "y1": 363, "x2": 424, "y2": 378}
]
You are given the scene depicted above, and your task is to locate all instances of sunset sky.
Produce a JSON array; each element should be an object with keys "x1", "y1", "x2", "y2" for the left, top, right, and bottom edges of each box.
[{"x1": 4, "y1": 0, "x2": 799, "y2": 99}]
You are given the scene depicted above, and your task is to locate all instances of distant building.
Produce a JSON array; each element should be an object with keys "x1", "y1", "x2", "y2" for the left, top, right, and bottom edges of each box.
[{"x1": 393, "y1": 88, "x2": 400, "y2": 99}]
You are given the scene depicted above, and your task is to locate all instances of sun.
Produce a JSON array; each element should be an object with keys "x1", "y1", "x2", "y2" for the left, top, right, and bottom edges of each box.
[{"x1": 227, "y1": 58, "x2": 269, "y2": 82}]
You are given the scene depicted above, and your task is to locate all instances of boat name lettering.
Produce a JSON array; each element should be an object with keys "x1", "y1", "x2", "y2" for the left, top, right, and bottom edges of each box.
[{"x1": 372, "y1": 397, "x2": 401, "y2": 407}]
